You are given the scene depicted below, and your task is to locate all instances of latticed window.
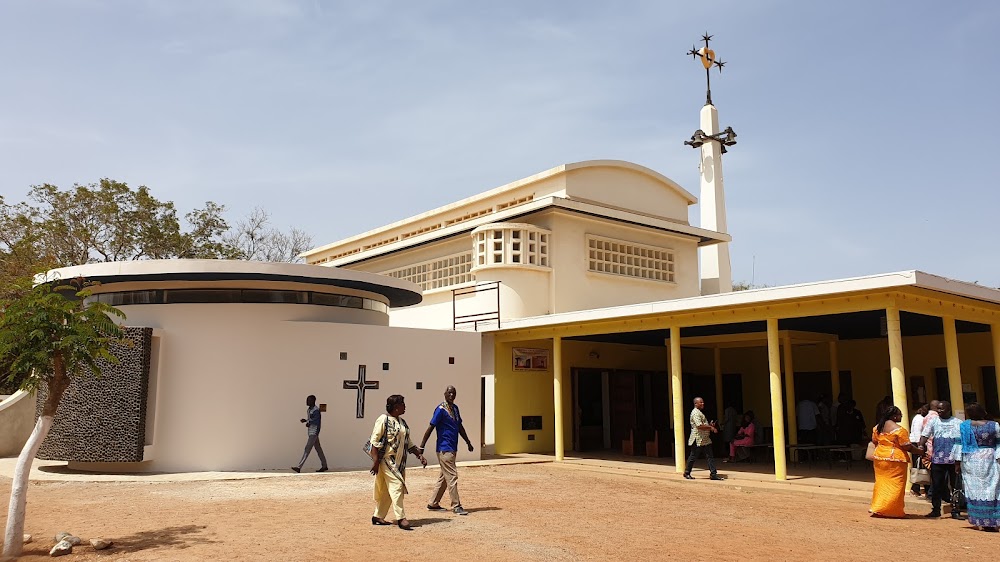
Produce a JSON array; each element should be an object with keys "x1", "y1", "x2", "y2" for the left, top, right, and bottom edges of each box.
[
  {"x1": 472, "y1": 223, "x2": 550, "y2": 269},
  {"x1": 586, "y1": 235, "x2": 675, "y2": 282},
  {"x1": 382, "y1": 252, "x2": 474, "y2": 291}
]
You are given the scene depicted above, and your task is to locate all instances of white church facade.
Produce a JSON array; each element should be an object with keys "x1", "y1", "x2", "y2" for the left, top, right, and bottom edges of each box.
[
  {"x1": 301, "y1": 108, "x2": 1000, "y2": 480},
  {"x1": 4, "y1": 46, "x2": 1000, "y2": 481}
]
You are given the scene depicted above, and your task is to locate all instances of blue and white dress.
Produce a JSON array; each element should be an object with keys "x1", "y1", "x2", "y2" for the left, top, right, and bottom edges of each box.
[{"x1": 958, "y1": 420, "x2": 1000, "y2": 529}]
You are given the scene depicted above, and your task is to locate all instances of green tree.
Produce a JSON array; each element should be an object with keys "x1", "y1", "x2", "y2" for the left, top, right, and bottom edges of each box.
[
  {"x1": 28, "y1": 179, "x2": 234, "y2": 264},
  {"x1": 0, "y1": 277, "x2": 125, "y2": 558}
]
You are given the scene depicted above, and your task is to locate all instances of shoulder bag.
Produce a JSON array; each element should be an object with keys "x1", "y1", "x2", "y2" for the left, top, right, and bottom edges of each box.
[{"x1": 363, "y1": 416, "x2": 389, "y2": 463}]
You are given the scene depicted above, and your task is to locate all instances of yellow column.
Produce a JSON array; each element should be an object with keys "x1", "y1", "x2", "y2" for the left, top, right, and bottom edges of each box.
[
  {"x1": 665, "y1": 341, "x2": 673, "y2": 430},
  {"x1": 670, "y1": 326, "x2": 685, "y2": 471},
  {"x1": 767, "y1": 319, "x2": 788, "y2": 481},
  {"x1": 992, "y1": 324, "x2": 1000, "y2": 412},
  {"x1": 553, "y1": 336, "x2": 564, "y2": 461},
  {"x1": 714, "y1": 347, "x2": 724, "y2": 421},
  {"x1": 783, "y1": 333, "x2": 797, "y2": 445},
  {"x1": 829, "y1": 341, "x2": 840, "y2": 401},
  {"x1": 942, "y1": 316, "x2": 965, "y2": 418},
  {"x1": 886, "y1": 306, "x2": 909, "y2": 430}
]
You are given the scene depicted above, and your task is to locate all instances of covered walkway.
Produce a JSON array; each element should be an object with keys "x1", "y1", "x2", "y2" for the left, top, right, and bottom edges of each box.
[{"x1": 486, "y1": 271, "x2": 1000, "y2": 480}]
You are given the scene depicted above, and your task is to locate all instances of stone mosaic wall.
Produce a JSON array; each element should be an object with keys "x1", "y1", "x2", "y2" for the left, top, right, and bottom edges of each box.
[{"x1": 37, "y1": 327, "x2": 152, "y2": 463}]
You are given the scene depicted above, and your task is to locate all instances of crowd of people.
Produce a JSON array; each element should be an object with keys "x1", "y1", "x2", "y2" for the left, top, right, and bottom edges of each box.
[{"x1": 869, "y1": 399, "x2": 1000, "y2": 532}]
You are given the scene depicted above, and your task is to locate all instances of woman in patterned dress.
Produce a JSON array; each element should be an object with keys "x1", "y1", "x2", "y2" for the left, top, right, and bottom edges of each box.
[
  {"x1": 369, "y1": 394, "x2": 427, "y2": 530},
  {"x1": 958, "y1": 403, "x2": 1000, "y2": 531}
]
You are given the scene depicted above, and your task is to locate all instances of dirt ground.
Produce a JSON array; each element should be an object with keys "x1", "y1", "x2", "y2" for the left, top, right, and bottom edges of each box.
[{"x1": 0, "y1": 462, "x2": 994, "y2": 561}]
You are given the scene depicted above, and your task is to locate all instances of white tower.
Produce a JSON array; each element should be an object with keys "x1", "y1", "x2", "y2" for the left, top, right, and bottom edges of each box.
[
  {"x1": 698, "y1": 103, "x2": 732, "y2": 294},
  {"x1": 685, "y1": 35, "x2": 734, "y2": 295}
]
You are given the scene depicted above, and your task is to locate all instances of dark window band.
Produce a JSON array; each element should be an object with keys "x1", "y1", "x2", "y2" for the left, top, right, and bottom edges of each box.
[{"x1": 86, "y1": 289, "x2": 389, "y2": 314}]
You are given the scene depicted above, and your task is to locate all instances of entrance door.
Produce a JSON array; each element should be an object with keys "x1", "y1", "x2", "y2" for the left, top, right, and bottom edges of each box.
[
  {"x1": 573, "y1": 369, "x2": 606, "y2": 451},
  {"x1": 609, "y1": 372, "x2": 637, "y2": 451}
]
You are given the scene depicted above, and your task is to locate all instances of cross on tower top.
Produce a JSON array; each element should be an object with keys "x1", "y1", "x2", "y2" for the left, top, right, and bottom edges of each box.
[{"x1": 686, "y1": 32, "x2": 726, "y2": 106}]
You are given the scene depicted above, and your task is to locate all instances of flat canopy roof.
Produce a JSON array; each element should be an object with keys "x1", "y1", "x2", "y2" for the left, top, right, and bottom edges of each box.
[
  {"x1": 486, "y1": 270, "x2": 1000, "y2": 335},
  {"x1": 43, "y1": 260, "x2": 424, "y2": 308}
]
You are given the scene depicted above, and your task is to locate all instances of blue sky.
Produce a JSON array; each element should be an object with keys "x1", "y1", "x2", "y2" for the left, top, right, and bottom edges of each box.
[{"x1": 1, "y1": 1, "x2": 997, "y2": 287}]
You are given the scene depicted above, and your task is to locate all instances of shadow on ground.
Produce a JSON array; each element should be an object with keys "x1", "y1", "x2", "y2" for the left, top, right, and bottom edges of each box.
[
  {"x1": 408, "y1": 517, "x2": 451, "y2": 528},
  {"x1": 110, "y1": 524, "x2": 217, "y2": 552}
]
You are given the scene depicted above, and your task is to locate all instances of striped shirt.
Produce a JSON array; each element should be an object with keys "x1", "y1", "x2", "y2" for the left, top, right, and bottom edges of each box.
[{"x1": 305, "y1": 405, "x2": 321, "y2": 436}]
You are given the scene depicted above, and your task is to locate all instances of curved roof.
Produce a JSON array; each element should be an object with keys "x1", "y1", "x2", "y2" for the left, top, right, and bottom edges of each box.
[
  {"x1": 562, "y1": 160, "x2": 698, "y2": 204},
  {"x1": 302, "y1": 159, "x2": 697, "y2": 259},
  {"x1": 42, "y1": 260, "x2": 423, "y2": 308}
]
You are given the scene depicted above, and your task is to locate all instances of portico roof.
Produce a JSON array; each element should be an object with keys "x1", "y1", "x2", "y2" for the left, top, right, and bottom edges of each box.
[{"x1": 487, "y1": 270, "x2": 1000, "y2": 338}]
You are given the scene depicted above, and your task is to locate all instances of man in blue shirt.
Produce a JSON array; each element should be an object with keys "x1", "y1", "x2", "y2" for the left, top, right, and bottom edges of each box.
[
  {"x1": 291, "y1": 395, "x2": 328, "y2": 473},
  {"x1": 420, "y1": 386, "x2": 474, "y2": 515}
]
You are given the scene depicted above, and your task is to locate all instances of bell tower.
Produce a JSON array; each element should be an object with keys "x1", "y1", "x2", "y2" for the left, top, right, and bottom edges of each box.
[{"x1": 684, "y1": 34, "x2": 736, "y2": 295}]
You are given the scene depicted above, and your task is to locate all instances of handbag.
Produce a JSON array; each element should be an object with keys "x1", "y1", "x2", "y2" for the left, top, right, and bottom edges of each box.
[
  {"x1": 363, "y1": 416, "x2": 388, "y2": 462},
  {"x1": 865, "y1": 441, "x2": 876, "y2": 461},
  {"x1": 909, "y1": 464, "x2": 931, "y2": 485}
]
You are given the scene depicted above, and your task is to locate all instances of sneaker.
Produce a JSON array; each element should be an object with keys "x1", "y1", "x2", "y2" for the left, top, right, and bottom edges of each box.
[
  {"x1": 951, "y1": 513, "x2": 966, "y2": 520},
  {"x1": 454, "y1": 506, "x2": 469, "y2": 515},
  {"x1": 925, "y1": 511, "x2": 941, "y2": 518},
  {"x1": 683, "y1": 473, "x2": 694, "y2": 480},
  {"x1": 316, "y1": 467, "x2": 328, "y2": 473},
  {"x1": 710, "y1": 475, "x2": 724, "y2": 481},
  {"x1": 427, "y1": 504, "x2": 445, "y2": 511}
]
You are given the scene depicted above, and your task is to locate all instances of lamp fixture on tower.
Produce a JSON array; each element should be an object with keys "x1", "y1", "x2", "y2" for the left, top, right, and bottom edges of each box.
[{"x1": 684, "y1": 126, "x2": 738, "y2": 153}]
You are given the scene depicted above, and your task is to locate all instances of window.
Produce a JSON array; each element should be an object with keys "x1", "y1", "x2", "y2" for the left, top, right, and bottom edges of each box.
[
  {"x1": 382, "y1": 252, "x2": 474, "y2": 292},
  {"x1": 586, "y1": 235, "x2": 675, "y2": 282},
  {"x1": 87, "y1": 289, "x2": 388, "y2": 314},
  {"x1": 472, "y1": 223, "x2": 550, "y2": 270}
]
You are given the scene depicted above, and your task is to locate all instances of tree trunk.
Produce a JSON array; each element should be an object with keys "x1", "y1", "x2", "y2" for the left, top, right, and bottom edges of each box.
[
  {"x1": 2, "y1": 415, "x2": 52, "y2": 558},
  {"x1": 3, "y1": 360, "x2": 67, "y2": 558}
]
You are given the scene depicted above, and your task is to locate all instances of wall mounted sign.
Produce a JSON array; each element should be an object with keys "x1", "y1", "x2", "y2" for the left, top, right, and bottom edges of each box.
[{"x1": 512, "y1": 347, "x2": 550, "y2": 371}]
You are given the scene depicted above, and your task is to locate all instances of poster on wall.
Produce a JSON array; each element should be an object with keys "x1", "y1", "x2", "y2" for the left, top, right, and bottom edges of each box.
[{"x1": 512, "y1": 347, "x2": 550, "y2": 371}]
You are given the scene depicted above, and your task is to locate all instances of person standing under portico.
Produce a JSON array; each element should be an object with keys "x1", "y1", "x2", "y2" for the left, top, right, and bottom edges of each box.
[
  {"x1": 421, "y1": 385, "x2": 474, "y2": 515},
  {"x1": 684, "y1": 397, "x2": 722, "y2": 480}
]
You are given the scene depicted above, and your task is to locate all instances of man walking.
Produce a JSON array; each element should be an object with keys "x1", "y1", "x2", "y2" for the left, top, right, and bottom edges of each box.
[
  {"x1": 684, "y1": 397, "x2": 722, "y2": 480},
  {"x1": 421, "y1": 386, "x2": 474, "y2": 515},
  {"x1": 291, "y1": 394, "x2": 328, "y2": 473},
  {"x1": 918, "y1": 400, "x2": 962, "y2": 518}
]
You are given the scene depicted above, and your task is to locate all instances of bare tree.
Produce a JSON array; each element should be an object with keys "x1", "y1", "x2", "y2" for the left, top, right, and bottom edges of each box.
[{"x1": 223, "y1": 207, "x2": 312, "y2": 263}]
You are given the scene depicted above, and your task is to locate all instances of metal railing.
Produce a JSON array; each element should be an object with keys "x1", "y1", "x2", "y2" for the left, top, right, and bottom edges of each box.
[{"x1": 452, "y1": 281, "x2": 500, "y2": 331}]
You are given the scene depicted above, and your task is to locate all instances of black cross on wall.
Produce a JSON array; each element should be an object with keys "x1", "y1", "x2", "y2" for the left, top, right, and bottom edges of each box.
[{"x1": 343, "y1": 365, "x2": 379, "y2": 418}]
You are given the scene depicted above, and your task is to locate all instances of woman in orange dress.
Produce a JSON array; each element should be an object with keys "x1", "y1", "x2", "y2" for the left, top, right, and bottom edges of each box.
[{"x1": 870, "y1": 406, "x2": 924, "y2": 517}]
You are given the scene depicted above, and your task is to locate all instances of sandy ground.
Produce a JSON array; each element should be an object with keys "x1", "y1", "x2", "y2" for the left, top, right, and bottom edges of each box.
[{"x1": 0, "y1": 462, "x2": 994, "y2": 561}]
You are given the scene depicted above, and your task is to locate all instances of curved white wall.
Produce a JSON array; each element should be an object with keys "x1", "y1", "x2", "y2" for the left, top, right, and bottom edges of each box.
[
  {"x1": 0, "y1": 391, "x2": 37, "y2": 457},
  {"x1": 67, "y1": 304, "x2": 481, "y2": 472}
]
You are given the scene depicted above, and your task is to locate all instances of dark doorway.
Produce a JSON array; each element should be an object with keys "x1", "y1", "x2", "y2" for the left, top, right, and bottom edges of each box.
[
  {"x1": 983, "y1": 366, "x2": 999, "y2": 419},
  {"x1": 935, "y1": 367, "x2": 950, "y2": 404},
  {"x1": 839, "y1": 371, "x2": 854, "y2": 400},
  {"x1": 573, "y1": 369, "x2": 605, "y2": 451},
  {"x1": 794, "y1": 371, "x2": 833, "y2": 405},
  {"x1": 682, "y1": 374, "x2": 717, "y2": 421},
  {"x1": 722, "y1": 373, "x2": 743, "y2": 414},
  {"x1": 609, "y1": 371, "x2": 637, "y2": 451}
]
